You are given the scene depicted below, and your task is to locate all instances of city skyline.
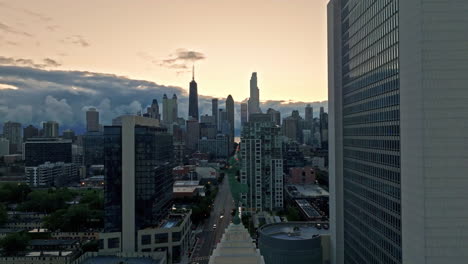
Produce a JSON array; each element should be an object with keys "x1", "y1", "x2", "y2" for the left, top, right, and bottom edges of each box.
[{"x1": 0, "y1": 0, "x2": 329, "y2": 102}]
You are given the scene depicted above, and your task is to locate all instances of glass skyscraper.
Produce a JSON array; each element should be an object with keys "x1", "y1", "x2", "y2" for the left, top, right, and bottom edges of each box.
[{"x1": 329, "y1": 0, "x2": 468, "y2": 263}]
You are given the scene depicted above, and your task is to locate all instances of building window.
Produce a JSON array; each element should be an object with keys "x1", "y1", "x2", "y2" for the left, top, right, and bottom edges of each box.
[
  {"x1": 141, "y1": 234, "x2": 151, "y2": 245},
  {"x1": 108, "y1": 237, "x2": 120, "y2": 249},
  {"x1": 172, "y1": 231, "x2": 181, "y2": 242},
  {"x1": 155, "y1": 233, "x2": 168, "y2": 244}
]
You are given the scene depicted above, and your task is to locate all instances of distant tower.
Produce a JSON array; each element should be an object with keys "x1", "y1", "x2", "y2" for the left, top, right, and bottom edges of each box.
[
  {"x1": 212, "y1": 98, "x2": 219, "y2": 131},
  {"x1": 241, "y1": 103, "x2": 248, "y2": 125},
  {"x1": 86, "y1": 108, "x2": 100, "y2": 132},
  {"x1": 163, "y1": 94, "x2": 178, "y2": 125},
  {"x1": 305, "y1": 104, "x2": 313, "y2": 130},
  {"x1": 3, "y1": 121, "x2": 22, "y2": 154},
  {"x1": 226, "y1": 95, "x2": 235, "y2": 138},
  {"x1": 43, "y1": 121, "x2": 59, "y2": 138},
  {"x1": 188, "y1": 65, "x2": 199, "y2": 121},
  {"x1": 146, "y1": 99, "x2": 161, "y2": 121},
  {"x1": 248, "y1": 72, "x2": 261, "y2": 116}
]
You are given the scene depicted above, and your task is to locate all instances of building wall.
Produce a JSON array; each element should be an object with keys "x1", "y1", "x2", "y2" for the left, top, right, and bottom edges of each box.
[{"x1": 400, "y1": 1, "x2": 468, "y2": 263}]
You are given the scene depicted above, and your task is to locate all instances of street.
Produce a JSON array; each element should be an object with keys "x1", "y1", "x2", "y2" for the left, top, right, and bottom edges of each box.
[{"x1": 190, "y1": 173, "x2": 235, "y2": 264}]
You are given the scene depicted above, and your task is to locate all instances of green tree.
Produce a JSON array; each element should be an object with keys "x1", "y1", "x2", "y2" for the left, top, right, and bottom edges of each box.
[
  {"x1": 0, "y1": 204, "x2": 7, "y2": 225},
  {"x1": 287, "y1": 207, "x2": 301, "y2": 221},
  {"x1": 0, "y1": 232, "x2": 30, "y2": 256}
]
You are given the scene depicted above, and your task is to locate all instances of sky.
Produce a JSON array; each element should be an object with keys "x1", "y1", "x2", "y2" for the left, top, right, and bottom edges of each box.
[{"x1": 0, "y1": 0, "x2": 328, "y2": 133}]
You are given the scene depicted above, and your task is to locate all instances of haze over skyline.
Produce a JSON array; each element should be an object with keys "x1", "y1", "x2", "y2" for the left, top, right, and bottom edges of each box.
[{"x1": 0, "y1": 0, "x2": 328, "y2": 102}]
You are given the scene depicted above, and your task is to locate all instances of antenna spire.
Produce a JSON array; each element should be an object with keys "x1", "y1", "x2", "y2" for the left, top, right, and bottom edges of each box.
[{"x1": 192, "y1": 64, "x2": 195, "y2": 81}]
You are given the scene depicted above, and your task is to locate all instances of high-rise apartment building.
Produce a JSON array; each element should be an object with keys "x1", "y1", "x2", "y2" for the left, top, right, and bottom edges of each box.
[
  {"x1": 3, "y1": 121, "x2": 22, "y2": 154},
  {"x1": 43, "y1": 121, "x2": 59, "y2": 138},
  {"x1": 248, "y1": 72, "x2": 261, "y2": 116},
  {"x1": 240, "y1": 113, "x2": 283, "y2": 212},
  {"x1": 188, "y1": 66, "x2": 199, "y2": 121},
  {"x1": 328, "y1": 1, "x2": 468, "y2": 263},
  {"x1": 86, "y1": 108, "x2": 100, "y2": 132},
  {"x1": 103, "y1": 115, "x2": 174, "y2": 252}
]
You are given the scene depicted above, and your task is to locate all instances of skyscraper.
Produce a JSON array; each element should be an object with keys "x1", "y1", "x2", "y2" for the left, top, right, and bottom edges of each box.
[
  {"x1": 305, "y1": 104, "x2": 313, "y2": 130},
  {"x1": 266, "y1": 108, "x2": 281, "y2": 126},
  {"x1": 188, "y1": 66, "x2": 199, "y2": 121},
  {"x1": 241, "y1": 102, "x2": 248, "y2": 126},
  {"x1": 248, "y1": 72, "x2": 261, "y2": 116},
  {"x1": 103, "y1": 115, "x2": 174, "y2": 252},
  {"x1": 212, "y1": 98, "x2": 219, "y2": 130},
  {"x1": 185, "y1": 119, "x2": 200, "y2": 153},
  {"x1": 226, "y1": 95, "x2": 235, "y2": 139},
  {"x1": 163, "y1": 94, "x2": 178, "y2": 125},
  {"x1": 23, "y1": 125, "x2": 39, "y2": 141},
  {"x1": 3, "y1": 121, "x2": 22, "y2": 153},
  {"x1": 43, "y1": 121, "x2": 59, "y2": 138},
  {"x1": 145, "y1": 99, "x2": 161, "y2": 121},
  {"x1": 240, "y1": 113, "x2": 283, "y2": 212},
  {"x1": 86, "y1": 108, "x2": 100, "y2": 132},
  {"x1": 328, "y1": 1, "x2": 468, "y2": 263}
]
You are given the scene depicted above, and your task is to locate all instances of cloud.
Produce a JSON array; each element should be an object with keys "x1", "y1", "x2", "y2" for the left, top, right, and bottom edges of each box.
[
  {"x1": 140, "y1": 49, "x2": 206, "y2": 74},
  {"x1": 0, "y1": 56, "x2": 61, "y2": 68},
  {"x1": 0, "y1": 64, "x2": 327, "y2": 135},
  {"x1": 61, "y1": 35, "x2": 90, "y2": 47},
  {"x1": 0, "y1": 22, "x2": 33, "y2": 37}
]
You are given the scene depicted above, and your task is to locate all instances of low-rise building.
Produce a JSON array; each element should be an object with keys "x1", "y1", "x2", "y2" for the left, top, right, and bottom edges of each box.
[
  {"x1": 25, "y1": 162, "x2": 78, "y2": 187},
  {"x1": 287, "y1": 166, "x2": 316, "y2": 185}
]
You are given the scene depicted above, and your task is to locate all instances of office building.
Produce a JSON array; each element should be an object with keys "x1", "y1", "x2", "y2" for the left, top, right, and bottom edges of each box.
[
  {"x1": 248, "y1": 72, "x2": 262, "y2": 116},
  {"x1": 212, "y1": 98, "x2": 219, "y2": 130},
  {"x1": 267, "y1": 108, "x2": 281, "y2": 126},
  {"x1": 185, "y1": 119, "x2": 200, "y2": 153},
  {"x1": 145, "y1": 99, "x2": 161, "y2": 121},
  {"x1": 240, "y1": 113, "x2": 283, "y2": 212},
  {"x1": 198, "y1": 134, "x2": 230, "y2": 159},
  {"x1": 62, "y1": 129, "x2": 75, "y2": 141},
  {"x1": 226, "y1": 95, "x2": 235, "y2": 138},
  {"x1": 83, "y1": 131, "x2": 104, "y2": 171},
  {"x1": 0, "y1": 138, "x2": 9, "y2": 157},
  {"x1": 3, "y1": 121, "x2": 22, "y2": 154},
  {"x1": 42, "y1": 121, "x2": 59, "y2": 138},
  {"x1": 24, "y1": 138, "x2": 72, "y2": 167},
  {"x1": 103, "y1": 115, "x2": 174, "y2": 253},
  {"x1": 200, "y1": 115, "x2": 217, "y2": 139},
  {"x1": 282, "y1": 111, "x2": 304, "y2": 143},
  {"x1": 188, "y1": 66, "x2": 199, "y2": 121},
  {"x1": 163, "y1": 94, "x2": 178, "y2": 125},
  {"x1": 86, "y1": 108, "x2": 100, "y2": 132},
  {"x1": 305, "y1": 104, "x2": 313, "y2": 130},
  {"x1": 23, "y1": 125, "x2": 39, "y2": 141},
  {"x1": 328, "y1": 1, "x2": 468, "y2": 263},
  {"x1": 241, "y1": 102, "x2": 248, "y2": 125},
  {"x1": 319, "y1": 108, "x2": 328, "y2": 150}
]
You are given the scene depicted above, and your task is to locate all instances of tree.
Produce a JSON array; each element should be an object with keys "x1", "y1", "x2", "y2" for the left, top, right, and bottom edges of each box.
[
  {"x1": 0, "y1": 232, "x2": 30, "y2": 256},
  {"x1": 0, "y1": 204, "x2": 7, "y2": 225},
  {"x1": 287, "y1": 207, "x2": 301, "y2": 221}
]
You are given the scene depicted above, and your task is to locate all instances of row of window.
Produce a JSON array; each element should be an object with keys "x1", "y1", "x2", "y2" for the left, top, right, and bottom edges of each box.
[
  {"x1": 344, "y1": 138, "x2": 400, "y2": 151},
  {"x1": 344, "y1": 159, "x2": 400, "y2": 184},
  {"x1": 344, "y1": 149, "x2": 400, "y2": 167},
  {"x1": 344, "y1": 76, "x2": 398, "y2": 105},
  {"x1": 344, "y1": 93, "x2": 399, "y2": 115},
  {"x1": 344, "y1": 123, "x2": 400, "y2": 137},
  {"x1": 345, "y1": 169, "x2": 400, "y2": 200}
]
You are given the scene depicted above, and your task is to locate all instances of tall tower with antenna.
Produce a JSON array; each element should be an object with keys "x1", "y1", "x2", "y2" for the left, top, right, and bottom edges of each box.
[{"x1": 188, "y1": 65, "x2": 199, "y2": 121}]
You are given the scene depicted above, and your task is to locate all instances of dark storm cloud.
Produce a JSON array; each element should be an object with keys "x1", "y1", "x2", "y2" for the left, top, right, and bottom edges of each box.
[
  {"x1": 0, "y1": 65, "x2": 327, "y2": 135},
  {"x1": 61, "y1": 35, "x2": 90, "y2": 47},
  {"x1": 0, "y1": 56, "x2": 61, "y2": 68}
]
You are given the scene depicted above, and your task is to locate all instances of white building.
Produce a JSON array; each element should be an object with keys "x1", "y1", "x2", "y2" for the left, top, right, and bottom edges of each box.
[{"x1": 328, "y1": 1, "x2": 468, "y2": 263}]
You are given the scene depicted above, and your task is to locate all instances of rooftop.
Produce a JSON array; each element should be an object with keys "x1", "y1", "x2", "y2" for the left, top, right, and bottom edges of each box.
[
  {"x1": 79, "y1": 256, "x2": 163, "y2": 264},
  {"x1": 259, "y1": 222, "x2": 329, "y2": 240},
  {"x1": 285, "y1": 184, "x2": 329, "y2": 198},
  {"x1": 295, "y1": 199, "x2": 321, "y2": 218}
]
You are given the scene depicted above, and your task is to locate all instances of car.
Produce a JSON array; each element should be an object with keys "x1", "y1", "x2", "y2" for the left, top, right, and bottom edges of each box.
[
  {"x1": 220, "y1": 215, "x2": 224, "y2": 219},
  {"x1": 213, "y1": 224, "x2": 217, "y2": 229}
]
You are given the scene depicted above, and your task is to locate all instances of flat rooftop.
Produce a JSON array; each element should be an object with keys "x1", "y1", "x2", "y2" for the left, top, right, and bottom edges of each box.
[
  {"x1": 285, "y1": 184, "x2": 329, "y2": 198},
  {"x1": 80, "y1": 256, "x2": 163, "y2": 264},
  {"x1": 259, "y1": 223, "x2": 329, "y2": 240},
  {"x1": 295, "y1": 199, "x2": 321, "y2": 218},
  {"x1": 174, "y1": 180, "x2": 199, "y2": 186}
]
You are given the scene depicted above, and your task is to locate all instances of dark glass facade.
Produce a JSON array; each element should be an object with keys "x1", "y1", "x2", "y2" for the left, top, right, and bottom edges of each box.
[
  {"x1": 24, "y1": 139, "x2": 72, "y2": 166},
  {"x1": 341, "y1": 0, "x2": 401, "y2": 263},
  {"x1": 104, "y1": 125, "x2": 174, "y2": 233},
  {"x1": 83, "y1": 131, "x2": 104, "y2": 169}
]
